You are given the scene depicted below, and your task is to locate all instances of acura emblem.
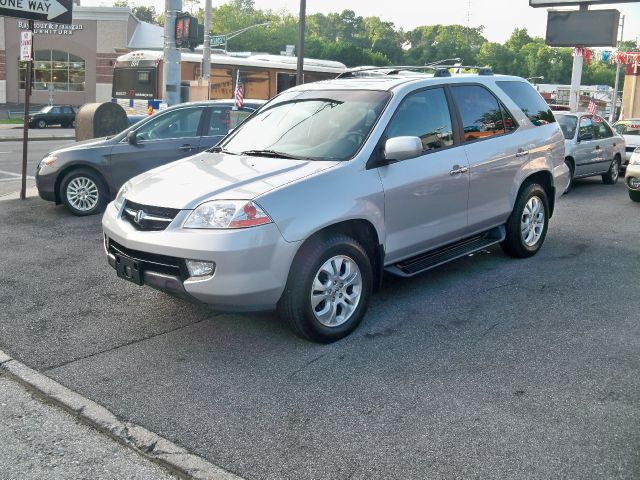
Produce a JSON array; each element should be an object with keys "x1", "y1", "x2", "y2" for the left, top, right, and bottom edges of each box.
[{"x1": 134, "y1": 210, "x2": 146, "y2": 224}]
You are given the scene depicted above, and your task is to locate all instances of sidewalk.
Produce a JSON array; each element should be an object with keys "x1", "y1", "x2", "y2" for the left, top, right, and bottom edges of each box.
[
  {"x1": 0, "y1": 374, "x2": 177, "y2": 480},
  {"x1": 0, "y1": 124, "x2": 76, "y2": 142}
]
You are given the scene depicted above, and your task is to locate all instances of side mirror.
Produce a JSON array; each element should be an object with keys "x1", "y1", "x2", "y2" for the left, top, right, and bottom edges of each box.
[
  {"x1": 127, "y1": 131, "x2": 138, "y2": 145},
  {"x1": 384, "y1": 136, "x2": 422, "y2": 162},
  {"x1": 579, "y1": 132, "x2": 593, "y2": 142}
]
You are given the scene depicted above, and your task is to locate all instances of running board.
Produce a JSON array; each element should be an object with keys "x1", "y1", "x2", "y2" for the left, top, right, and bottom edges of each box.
[{"x1": 386, "y1": 226, "x2": 505, "y2": 277}]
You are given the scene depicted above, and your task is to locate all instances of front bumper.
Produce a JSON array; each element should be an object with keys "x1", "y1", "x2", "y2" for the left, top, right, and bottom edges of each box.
[
  {"x1": 35, "y1": 167, "x2": 58, "y2": 203},
  {"x1": 102, "y1": 202, "x2": 301, "y2": 312}
]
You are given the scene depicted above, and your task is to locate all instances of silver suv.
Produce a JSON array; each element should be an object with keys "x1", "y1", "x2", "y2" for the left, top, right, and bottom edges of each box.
[{"x1": 102, "y1": 68, "x2": 568, "y2": 342}]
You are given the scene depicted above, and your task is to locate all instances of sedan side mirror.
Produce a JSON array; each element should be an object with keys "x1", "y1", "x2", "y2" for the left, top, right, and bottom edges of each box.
[
  {"x1": 384, "y1": 136, "x2": 423, "y2": 161},
  {"x1": 127, "y1": 131, "x2": 138, "y2": 145}
]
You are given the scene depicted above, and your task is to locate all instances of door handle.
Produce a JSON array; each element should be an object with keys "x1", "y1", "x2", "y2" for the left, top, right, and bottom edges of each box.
[
  {"x1": 179, "y1": 144, "x2": 194, "y2": 151},
  {"x1": 515, "y1": 149, "x2": 529, "y2": 157},
  {"x1": 449, "y1": 165, "x2": 469, "y2": 175}
]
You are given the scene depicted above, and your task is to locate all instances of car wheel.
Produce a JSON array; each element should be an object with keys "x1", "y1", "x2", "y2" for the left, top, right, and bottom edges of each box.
[
  {"x1": 37, "y1": 119, "x2": 46, "y2": 129},
  {"x1": 602, "y1": 157, "x2": 620, "y2": 184},
  {"x1": 501, "y1": 183, "x2": 549, "y2": 258},
  {"x1": 277, "y1": 234, "x2": 373, "y2": 343},
  {"x1": 563, "y1": 158, "x2": 574, "y2": 194},
  {"x1": 629, "y1": 190, "x2": 640, "y2": 202},
  {"x1": 60, "y1": 169, "x2": 107, "y2": 216}
]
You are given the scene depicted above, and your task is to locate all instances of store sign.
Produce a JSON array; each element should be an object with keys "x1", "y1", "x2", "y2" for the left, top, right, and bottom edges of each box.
[
  {"x1": 18, "y1": 19, "x2": 83, "y2": 34},
  {"x1": 0, "y1": 0, "x2": 73, "y2": 24},
  {"x1": 19, "y1": 30, "x2": 31, "y2": 60}
]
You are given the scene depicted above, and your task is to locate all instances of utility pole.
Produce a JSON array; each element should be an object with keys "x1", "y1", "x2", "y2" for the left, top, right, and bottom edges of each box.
[
  {"x1": 202, "y1": 0, "x2": 211, "y2": 94},
  {"x1": 296, "y1": 0, "x2": 306, "y2": 85},
  {"x1": 610, "y1": 14, "x2": 624, "y2": 123},
  {"x1": 163, "y1": 0, "x2": 182, "y2": 106},
  {"x1": 569, "y1": 3, "x2": 588, "y2": 112}
]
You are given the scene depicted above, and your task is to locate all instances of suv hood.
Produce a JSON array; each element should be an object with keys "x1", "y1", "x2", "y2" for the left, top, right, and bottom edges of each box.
[{"x1": 126, "y1": 151, "x2": 339, "y2": 209}]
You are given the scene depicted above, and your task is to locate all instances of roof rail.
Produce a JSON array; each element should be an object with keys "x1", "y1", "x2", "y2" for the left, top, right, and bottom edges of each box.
[{"x1": 337, "y1": 65, "x2": 493, "y2": 78}]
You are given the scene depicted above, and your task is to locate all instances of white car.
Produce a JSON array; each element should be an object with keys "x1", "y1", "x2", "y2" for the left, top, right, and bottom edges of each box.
[{"x1": 613, "y1": 118, "x2": 640, "y2": 168}]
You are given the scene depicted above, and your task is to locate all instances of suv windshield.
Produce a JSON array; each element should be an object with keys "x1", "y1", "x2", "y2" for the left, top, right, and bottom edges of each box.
[
  {"x1": 557, "y1": 114, "x2": 577, "y2": 140},
  {"x1": 613, "y1": 120, "x2": 640, "y2": 135},
  {"x1": 221, "y1": 90, "x2": 391, "y2": 161}
]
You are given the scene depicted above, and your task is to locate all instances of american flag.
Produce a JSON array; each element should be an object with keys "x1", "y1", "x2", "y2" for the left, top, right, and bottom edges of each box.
[
  {"x1": 234, "y1": 70, "x2": 244, "y2": 109},
  {"x1": 587, "y1": 96, "x2": 597, "y2": 116}
]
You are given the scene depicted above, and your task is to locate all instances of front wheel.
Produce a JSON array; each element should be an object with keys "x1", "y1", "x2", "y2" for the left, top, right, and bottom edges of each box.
[
  {"x1": 501, "y1": 183, "x2": 549, "y2": 258},
  {"x1": 37, "y1": 119, "x2": 46, "y2": 129},
  {"x1": 602, "y1": 158, "x2": 620, "y2": 184},
  {"x1": 277, "y1": 234, "x2": 373, "y2": 343},
  {"x1": 60, "y1": 169, "x2": 108, "y2": 216},
  {"x1": 563, "y1": 158, "x2": 574, "y2": 194}
]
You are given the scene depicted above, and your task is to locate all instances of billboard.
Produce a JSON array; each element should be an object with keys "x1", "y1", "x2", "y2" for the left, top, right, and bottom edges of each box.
[
  {"x1": 531, "y1": 0, "x2": 637, "y2": 6},
  {"x1": 546, "y1": 9, "x2": 619, "y2": 47}
]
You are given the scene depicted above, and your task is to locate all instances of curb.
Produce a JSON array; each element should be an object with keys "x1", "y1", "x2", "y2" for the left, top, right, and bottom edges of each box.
[
  {"x1": 0, "y1": 349, "x2": 244, "y2": 480},
  {"x1": 0, "y1": 136, "x2": 75, "y2": 142}
]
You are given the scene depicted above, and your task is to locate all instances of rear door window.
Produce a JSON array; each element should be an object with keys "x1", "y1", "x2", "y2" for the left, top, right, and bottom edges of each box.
[
  {"x1": 497, "y1": 80, "x2": 556, "y2": 126},
  {"x1": 450, "y1": 85, "x2": 508, "y2": 142}
]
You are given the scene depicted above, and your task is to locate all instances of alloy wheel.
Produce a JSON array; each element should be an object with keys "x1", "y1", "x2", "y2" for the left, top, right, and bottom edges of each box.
[
  {"x1": 520, "y1": 195, "x2": 545, "y2": 247},
  {"x1": 310, "y1": 255, "x2": 362, "y2": 327},
  {"x1": 66, "y1": 176, "x2": 99, "y2": 212}
]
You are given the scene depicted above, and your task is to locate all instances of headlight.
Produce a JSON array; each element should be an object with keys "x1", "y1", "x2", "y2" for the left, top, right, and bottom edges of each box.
[
  {"x1": 183, "y1": 200, "x2": 271, "y2": 229},
  {"x1": 39, "y1": 155, "x2": 57, "y2": 168},
  {"x1": 113, "y1": 181, "x2": 131, "y2": 211},
  {"x1": 630, "y1": 149, "x2": 640, "y2": 165}
]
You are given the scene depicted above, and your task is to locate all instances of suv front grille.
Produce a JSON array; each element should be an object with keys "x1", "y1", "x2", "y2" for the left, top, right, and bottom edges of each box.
[
  {"x1": 122, "y1": 200, "x2": 181, "y2": 231},
  {"x1": 108, "y1": 239, "x2": 184, "y2": 278}
]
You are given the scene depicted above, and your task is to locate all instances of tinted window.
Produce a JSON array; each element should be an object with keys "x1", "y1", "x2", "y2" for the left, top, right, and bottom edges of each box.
[
  {"x1": 557, "y1": 115, "x2": 578, "y2": 139},
  {"x1": 207, "y1": 107, "x2": 254, "y2": 136},
  {"x1": 497, "y1": 81, "x2": 556, "y2": 126},
  {"x1": 451, "y1": 85, "x2": 506, "y2": 142},
  {"x1": 386, "y1": 88, "x2": 454, "y2": 153},
  {"x1": 136, "y1": 107, "x2": 204, "y2": 141},
  {"x1": 501, "y1": 105, "x2": 518, "y2": 133},
  {"x1": 579, "y1": 116, "x2": 594, "y2": 139},
  {"x1": 50, "y1": 107, "x2": 60, "y2": 114},
  {"x1": 594, "y1": 117, "x2": 612, "y2": 139}
]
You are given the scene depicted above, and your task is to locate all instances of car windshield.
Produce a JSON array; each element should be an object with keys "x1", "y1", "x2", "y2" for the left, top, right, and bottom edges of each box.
[
  {"x1": 221, "y1": 90, "x2": 391, "y2": 161},
  {"x1": 557, "y1": 115, "x2": 577, "y2": 139},
  {"x1": 39, "y1": 106, "x2": 53, "y2": 113},
  {"x1": 613, "y1": 120, "x2": 640, "y2": 135}
]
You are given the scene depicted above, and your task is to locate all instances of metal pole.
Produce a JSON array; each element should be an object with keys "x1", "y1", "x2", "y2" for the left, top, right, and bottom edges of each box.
[
  {"x1": 610, "y1": 14, "x2": 624, "y2": 123},
  {"x1": 569, "y1": 4, "x2": 588, "y2": 113},
  {"x1": 163, "y1": 0, "x2": 182, "y2": 106},
  {"x1": 20, "y1": 20, "x2": 33, "y2": 200},
  {"x1": 202, "y1": 0, "x2": 211, "y2": 93},
  {"x1": 296, "y1": 0, "x2": 306, "y2": 85}
]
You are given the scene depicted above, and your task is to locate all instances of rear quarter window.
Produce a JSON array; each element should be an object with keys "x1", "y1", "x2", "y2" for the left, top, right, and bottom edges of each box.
[{"x1": 497, "y1": 81, "x2": 556, "y2": 127}]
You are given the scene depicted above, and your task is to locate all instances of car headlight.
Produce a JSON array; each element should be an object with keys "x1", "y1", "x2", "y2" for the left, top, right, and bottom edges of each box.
[
  {"x1": 39, "y1": 154, "x2": 57, "y2": 168},
  {"x1": 183, "y1": 200, "x2": 272, "y2": 229},
  {"x1": 630, "y1": 149, "x2": 640, "y2": 165},
  {"x1": 113, "y1": 181, "x2": 131, "y2": 211}
]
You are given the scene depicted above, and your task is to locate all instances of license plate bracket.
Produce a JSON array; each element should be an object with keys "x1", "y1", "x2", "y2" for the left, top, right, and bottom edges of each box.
[{"x1": 115, "y1": 254, "x2": 143, "y2": 285}]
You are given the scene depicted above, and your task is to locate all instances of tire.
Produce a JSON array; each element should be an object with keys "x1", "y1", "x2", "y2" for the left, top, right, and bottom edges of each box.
[
  {"x1": 60, "y1": 168, "x2": 108, "y2": 216},
  {"x1": 277, "y1": 234, "x2": 373, "y2": 343},
  {"x1": 37, "y1": 119, "x2": 46, "y2": 129},
  {"x1": 602, "y1": 157, "x2": 620, "y2": 184},
  {"x1": 563, "y1": 158, "x2": 574, "y2": 194},
  {"x1": 629, "y1": 190, "x2": 640, "y2": 202},
  {"x1": 501, "y1": 183, "x2": 549, "y2": 258},
  {"x1": 61, "y1": 122, "x2": 70, "y2": 128}
]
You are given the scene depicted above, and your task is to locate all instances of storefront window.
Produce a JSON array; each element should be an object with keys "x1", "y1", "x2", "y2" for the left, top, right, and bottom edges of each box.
[{"x1": 19, "y1": 50, "x2": 85, "y2": 91}]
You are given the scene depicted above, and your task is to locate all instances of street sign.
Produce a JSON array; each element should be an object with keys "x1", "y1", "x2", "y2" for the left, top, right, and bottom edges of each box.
[
  {"x1": 0, "y1": 0, "x2": 73, "y2": 24},
  {"x1": 210, "y1": 35, "x2": 225, "y2": 47},
  {"x1": 19, "y1": 30, "x2": 31, "y2": 60}
]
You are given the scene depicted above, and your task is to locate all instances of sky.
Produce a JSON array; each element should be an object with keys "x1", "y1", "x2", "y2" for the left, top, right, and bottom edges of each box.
[{"x1": 81, "y1": 0, "x2": 640, "y2": 45}]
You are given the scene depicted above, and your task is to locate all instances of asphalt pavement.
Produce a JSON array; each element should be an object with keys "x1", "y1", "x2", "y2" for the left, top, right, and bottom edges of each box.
[{"x1": 0, "y1": 178, "x2": 639, "y2": 479}]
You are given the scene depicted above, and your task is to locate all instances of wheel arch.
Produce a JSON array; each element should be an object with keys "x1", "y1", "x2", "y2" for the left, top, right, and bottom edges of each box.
[
  {"x1": 54, "y1": 164, "x2": 111, "y2": 204},
  {"x1": 520, "y1": 170, "x2": 555, "y2": 217}
]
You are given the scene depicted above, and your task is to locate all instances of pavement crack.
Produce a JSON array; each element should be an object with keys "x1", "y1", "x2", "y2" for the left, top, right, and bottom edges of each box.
[
  {"x1": 43, "y1": 319, "x2": 208, "y2": 373},
  {"x1": 472, "y1": 321, "x2": 500, "y2": 347},
  {"x1": 288, "y1": 353, "x2": 327, "y2": 379}
]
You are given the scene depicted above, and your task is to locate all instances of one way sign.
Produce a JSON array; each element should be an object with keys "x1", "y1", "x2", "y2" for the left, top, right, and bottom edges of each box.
[{"x1": 0, "y1": 0, "x2": 72, "y2": 24}]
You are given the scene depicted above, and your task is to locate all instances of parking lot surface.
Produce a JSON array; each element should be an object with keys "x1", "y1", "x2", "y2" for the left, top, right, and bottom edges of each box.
[{"x1": 1, "y1": 179, "x2": 639, "y2": 479}]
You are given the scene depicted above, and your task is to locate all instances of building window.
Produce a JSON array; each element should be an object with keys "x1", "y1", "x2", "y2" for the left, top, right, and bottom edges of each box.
[{"x1": 19, "y1": 50, "x2": 85, "y2": 92}]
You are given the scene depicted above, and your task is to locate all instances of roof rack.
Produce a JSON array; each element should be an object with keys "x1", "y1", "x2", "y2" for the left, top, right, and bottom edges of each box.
[{"x1": 337, "y1": 65, "x2": 493, "y2": 78}]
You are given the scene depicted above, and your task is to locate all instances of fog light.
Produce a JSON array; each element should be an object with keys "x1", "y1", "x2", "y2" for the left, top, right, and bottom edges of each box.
[
  {"x1": 185, "y1": 259, "x2": 215, "y2": 278},
  {"x1": 629, "y1": 177, "x2": 640, "y2": 190}
]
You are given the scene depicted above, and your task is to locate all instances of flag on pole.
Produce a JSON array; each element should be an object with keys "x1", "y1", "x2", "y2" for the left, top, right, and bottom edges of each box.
[
  {"x1": 234, "y1": 70, "x2": 244, "y2": 110},
  {"x1": 587, "y1": 96, "x2": 597, "y2": 116}
]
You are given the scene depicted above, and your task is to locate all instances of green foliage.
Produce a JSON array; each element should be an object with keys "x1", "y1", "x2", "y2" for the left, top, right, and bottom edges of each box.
[{"x1": 112, "y1": 0, "x2": 162, "y2": 25}]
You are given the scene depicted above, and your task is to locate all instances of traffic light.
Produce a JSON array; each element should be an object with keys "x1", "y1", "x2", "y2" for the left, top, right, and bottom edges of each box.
[{"x1": 175, "y1": 13, "x2": 204, "y2": 50}]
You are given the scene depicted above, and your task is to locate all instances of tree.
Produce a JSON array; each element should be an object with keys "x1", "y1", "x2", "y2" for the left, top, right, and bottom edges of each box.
[{"x1": 132, "y1": 6, "x2": 158, "y2": 24}]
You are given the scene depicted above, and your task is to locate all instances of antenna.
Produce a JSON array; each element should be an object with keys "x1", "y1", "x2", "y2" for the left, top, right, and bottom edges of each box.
[{"x1": 465, "y1": 0, "x2": 472, "y2": 43}]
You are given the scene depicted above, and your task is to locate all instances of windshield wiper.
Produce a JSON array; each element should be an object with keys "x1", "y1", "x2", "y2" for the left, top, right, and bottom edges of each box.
[
  {"x1": 208, "y1": 146, "x2": 239, "y2": 155},
  {"x1": 240, "y1": 149, "x2": 306, "y2": 160}
]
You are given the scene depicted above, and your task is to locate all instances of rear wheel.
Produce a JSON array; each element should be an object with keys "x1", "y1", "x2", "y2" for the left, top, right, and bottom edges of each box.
[
  {"x1": 629, "y1": 190, "x2": 640, "y2": 202},
  {"x1": 602, "y1": 157, "x2": 620, "y2": 184},
  {"x1": 277, "y1": 234, "x2": 373, "y2": 343},
  {"x1": 501, "y1": 183, "x2": 549, "y2": 258},
  {"x1": 563, "y1": 158, "x2": 574, "y2": 194},
  {"x1": 60, "y1": 169, "x2": 108, "y2": 216}
]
